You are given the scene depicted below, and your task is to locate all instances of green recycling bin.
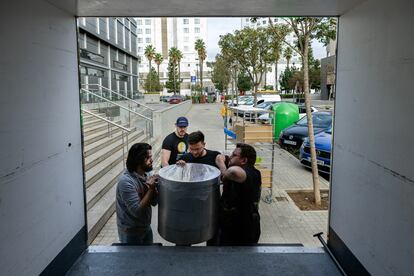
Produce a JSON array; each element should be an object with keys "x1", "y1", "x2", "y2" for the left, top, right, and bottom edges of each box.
[{"x1": 272, "y1": 102, "x2": 299, "y2": 139}]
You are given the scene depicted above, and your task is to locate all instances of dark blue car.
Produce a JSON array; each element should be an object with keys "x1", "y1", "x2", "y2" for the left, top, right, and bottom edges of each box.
[
  {"x1": 299, "y1": 128, "x2": 332, "y2": 174},
  {"x1": 278, "y1": 111, "x2": 332, "y2": 149}
]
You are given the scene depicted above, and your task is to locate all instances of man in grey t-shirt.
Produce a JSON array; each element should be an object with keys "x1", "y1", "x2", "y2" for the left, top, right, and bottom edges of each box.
[{"x1": 116, "y1": 143, "x2": 159, "y2": 245}]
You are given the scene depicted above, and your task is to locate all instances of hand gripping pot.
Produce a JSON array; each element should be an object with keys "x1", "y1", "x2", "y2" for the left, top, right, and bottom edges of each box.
[{"x1": 158, "y1": 163, "x2": 221, "y2": 245}]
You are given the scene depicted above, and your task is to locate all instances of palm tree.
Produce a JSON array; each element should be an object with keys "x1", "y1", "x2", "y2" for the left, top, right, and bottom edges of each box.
[
  {"x1": 176, "y1": 50, "x2": 183, "y2": 91},
  {"x1": 195, "y1": 39, "x2": 207, "y2": 95},
  {"x1": 284, "y1": 47, "x2": 293, "y2": 69},
  {"x1": 169, "y1": 47, "x2": 182, "y2": 94},
  {"x1": 144, "y1": 45, "x2": 156, "y2": 92},
  {"x1": 154, "y1": 53, "x2": 163, "y2": 80}
]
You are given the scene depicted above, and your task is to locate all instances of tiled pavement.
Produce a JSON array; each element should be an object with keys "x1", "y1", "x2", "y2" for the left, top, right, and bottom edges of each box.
[{"x1": 92, "y1": 102, "x2": 329, "y2": 247}]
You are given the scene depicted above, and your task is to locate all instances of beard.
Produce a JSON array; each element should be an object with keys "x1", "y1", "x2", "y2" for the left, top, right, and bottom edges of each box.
[{"x1": 143, "y1": 163, "x2": 153, "y2": 172}]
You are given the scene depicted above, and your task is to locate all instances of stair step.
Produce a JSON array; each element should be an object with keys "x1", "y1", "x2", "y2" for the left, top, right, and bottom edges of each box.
[
  {"x1": 82, "y1": 111, "x2": 107, "y2": 122},
  {"x1": 83, "y1": 120, "x2": 120, "y2": 136},
  {"x1": 84, "y1": 127, "x2": 140, "y2": 158},
  {"x1": 83, "y1": 118, "x2": 107, "y2": 128},
  {"x1": 85, "y1": 129, "x2": 143, "y2": 188},
  {"x1": 86, "y1": 161, "x2": 124, "y2": 211},
  {"x1": 85, "y1": 151, "x2": 124, "y2": 188},
  {"x1": 83, "y1": 125, "x2": 122, "y2": 147},
  {"x1": 85, "y1": 130, "x2": 145, "y2": 171},
  {"x1": 87, "y1": 184, "x2": 117, "y2": 244}
]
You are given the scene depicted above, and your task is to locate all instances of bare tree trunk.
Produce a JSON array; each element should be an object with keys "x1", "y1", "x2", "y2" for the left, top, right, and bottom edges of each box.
[
  {"x1": 303, "y1": 36, "x2": 321, "y2": 206},
  {"x1": 274, "y1": 62, "x2": 278, "y2": 91}
]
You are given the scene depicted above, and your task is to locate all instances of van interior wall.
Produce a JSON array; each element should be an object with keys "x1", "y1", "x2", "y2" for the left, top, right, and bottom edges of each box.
[
  {"x1": 0, "y1": 1, "x2": 85, "y2": 275},
  {"x1": 330, "y1": 0, "x2": 414, "y2": 274}
]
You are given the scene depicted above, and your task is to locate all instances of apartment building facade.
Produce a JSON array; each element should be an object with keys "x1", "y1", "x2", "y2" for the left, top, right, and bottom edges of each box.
[
  {"x1": 136, "y1": 17, "x2": 213, "y2": 95},
  {"x1": 77, "y1": 17, "x2": 141, "y2": 102}
]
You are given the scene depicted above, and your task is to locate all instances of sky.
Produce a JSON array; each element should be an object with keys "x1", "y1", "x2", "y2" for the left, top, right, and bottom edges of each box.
[{"x1": 206, "y1": 17, "x2": 326, "y2": 61}]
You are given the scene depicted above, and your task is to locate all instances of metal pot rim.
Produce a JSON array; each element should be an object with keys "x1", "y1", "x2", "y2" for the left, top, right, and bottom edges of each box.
[{"x1": 159, "y1": 163, "x2": 221, "y2": 183}]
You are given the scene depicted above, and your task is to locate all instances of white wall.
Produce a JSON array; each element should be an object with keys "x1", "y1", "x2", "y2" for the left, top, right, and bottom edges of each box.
[
  {"x1": 0, "y1": 1, "x2": 85, "y2": 275},
  {"x1": 331, "y1": 0, "x2": 414, "y2": 274}
]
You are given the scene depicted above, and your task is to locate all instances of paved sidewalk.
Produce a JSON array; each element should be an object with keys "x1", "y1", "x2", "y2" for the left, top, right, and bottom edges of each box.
[{"x1": 92, "y1": 103, "x2": 329, "y2": 247}]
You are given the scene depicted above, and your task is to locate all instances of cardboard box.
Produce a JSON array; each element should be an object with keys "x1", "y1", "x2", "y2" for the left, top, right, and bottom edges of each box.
[
  {"x1": 233, "y1": 122, "x2": 273, "y2": 143},
  {"x1": 256, "y1": 165, "x2": 272, "y2": 188}
]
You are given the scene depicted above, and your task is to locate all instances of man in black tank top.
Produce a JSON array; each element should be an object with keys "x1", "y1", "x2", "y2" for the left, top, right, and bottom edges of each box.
[{"x1": 219, "y1": 143, "x2": 262, "y2": 245}]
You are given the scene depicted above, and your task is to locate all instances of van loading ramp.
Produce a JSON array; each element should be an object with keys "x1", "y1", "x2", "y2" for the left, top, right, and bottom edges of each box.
[{"x1": 67, "y1": 245, "x2": 341, "y2": 275}]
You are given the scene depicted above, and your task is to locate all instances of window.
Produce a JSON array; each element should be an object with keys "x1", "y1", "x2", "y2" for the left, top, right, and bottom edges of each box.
[
  {"x1": 80, "y1": 49, "x2": 104, "y2": 64},
  {"x1": 245, "y1": 18, "x2": 249, "y2": 22},
  {"x1": 188, "y1": 63, "x2": 191, "y2": 67},
  {"x1": 138, "y1": 47, "x2": 143, "y2": 52},
  {"x1": 113, "y1": 73, "x2": 128, "y2": 81},
  {"x1": 184, "y1": 46, "x2": 189, "y2": 51},
  {"x1": 136, "y1": 19, "x2": 142, "y2": 25},
  {"x1": 137, "y1": 28, "x2": 142, "y2": 34},
  {"x1": 194, "y1": 18, "x2": 200, "y2": 24},
  {"x1": 183, "y1": 36, "x2": 189, "y2": 42},
  {"x1": 113, "y1": 60, "x2": 128, "y2": 71},
  {"x1": 138, "y1": 37, "x2": 143, "y2": 43},
  {"x1": 82, "y1": 67, "x2": 104, "y2": 77},
  {"x1": 194, "y1": 27, "x2": 200, "y2": 33},
  {"x1": 183, "y1": 28, "x2": 189, "y2": 33},
  {"x1": 145, "y1": 19, "x2": 151, "y2": 25},
  {"x1": 183, "y1": 19, "x2": 189, "y2": 24},
  {"x1": 145, "y1": 29, "x2": 151, "y2": 34},
  {"x1": 145, "y1": 37, "x2": 151, "y2": 43},
  {"x1": 263, "y1": 20, "x2": 267, "y2": 24}
]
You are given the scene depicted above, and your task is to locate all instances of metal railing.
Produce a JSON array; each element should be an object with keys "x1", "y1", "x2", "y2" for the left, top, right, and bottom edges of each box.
[
  {"x1": 80, "y1": 88, "x2": 153, "y2": 139},
  {"x1": 82, "y1": 83, "x2": 153, "y2": 112},
  {"x1": 81, "y1": 108, "x2": 131, "y2": 168}
]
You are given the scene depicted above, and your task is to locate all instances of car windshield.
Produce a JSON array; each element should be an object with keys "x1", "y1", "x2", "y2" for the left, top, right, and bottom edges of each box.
[
  {"x1": 244, "y1": 99, "x2": 254, "y2": 105},
  {"x1": 256, "y1": 102, "x2": 271, "y2": 108},
  {"x1": 297, "y1": 113, "x2": 332, "y2": 128}
]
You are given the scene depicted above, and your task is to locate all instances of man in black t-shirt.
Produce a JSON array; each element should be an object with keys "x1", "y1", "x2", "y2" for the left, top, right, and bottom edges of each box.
[
  {"x1": 219, "y1": 143, "x2": 262, "y2": 246},
  {"x1": 161, "y1": 117, "x2": 189, "y2": 167},
  {"x1": 177, "y1": 131, "x2": 226, "y2": 246},
  {"x1": 176, "y1": 131, "x2": 226, "y2": 174}
]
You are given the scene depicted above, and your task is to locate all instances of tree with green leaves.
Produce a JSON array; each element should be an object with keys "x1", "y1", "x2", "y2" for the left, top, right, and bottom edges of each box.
[
  {"x1": 154, "y1": 53, "x2": 164, "y2": 79},
  {"x1": 219, "y1": 27, "x2": 278, "y2": 105},
  {"x1": 144, "y1": 45, "x2": 156, "y2": 92},
  {"x1": 268, "y1": 17, "x2": 336, "y2": 206},
  {"x1": 266, "y1": 27, "x2": 283, "y2": 91},
  {"x1": 165, "y1": 59, "x2": 180, "y2": 94},
  {"x1": 284, "y1": 47, "x2": 293, "y2": 69},
  {"x1": 211, "y1": 54, "x2": 231, "y2": 94},
  {"x1": 237, "y1": 71, "x2": 252, "y2": 93},
  {"x1": 195, "y1": 39, "x2": 207, "y2": 94},
  {"x1": 168, "y1": 47, "x2": 183, "y2": 94},
  {"x1": 144, "y1": 67, "x2": 162, "y2": 92}
]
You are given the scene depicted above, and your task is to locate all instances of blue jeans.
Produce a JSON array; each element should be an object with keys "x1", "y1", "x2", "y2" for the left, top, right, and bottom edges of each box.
[{"x1": 118, "y1": 227, "x2": 153, "y2": 245}]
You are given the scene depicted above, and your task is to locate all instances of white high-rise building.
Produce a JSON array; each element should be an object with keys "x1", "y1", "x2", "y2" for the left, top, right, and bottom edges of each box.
[
  {"x1": 135, "y1": 17, "x2": 211, "y2": 95},
  {"x1": 241, "y1": 17, "x2": 302, "y2": 90}
]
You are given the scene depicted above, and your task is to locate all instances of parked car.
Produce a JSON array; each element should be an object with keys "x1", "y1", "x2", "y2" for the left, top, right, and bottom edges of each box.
[
  {"x1": 169, "y1": 95, "x2": 184, "y2": 104},
  {"x1": 160, "y1": 95, "x2": 171, "y2": 102},
  {"x1": 243, "y1": 101, "x2": 281, "y2": 121},
  {"x1": 299, "y1": 128, "x2": 332, "y2": 174},
  {"x1": 278, "y1": 111, "x2": 332, "y2": 149}
]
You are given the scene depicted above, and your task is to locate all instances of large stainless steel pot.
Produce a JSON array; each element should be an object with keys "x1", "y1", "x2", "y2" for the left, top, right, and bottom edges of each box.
[{"x1": 158, "y1": 163, "x2": 221, "y2": 245}]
